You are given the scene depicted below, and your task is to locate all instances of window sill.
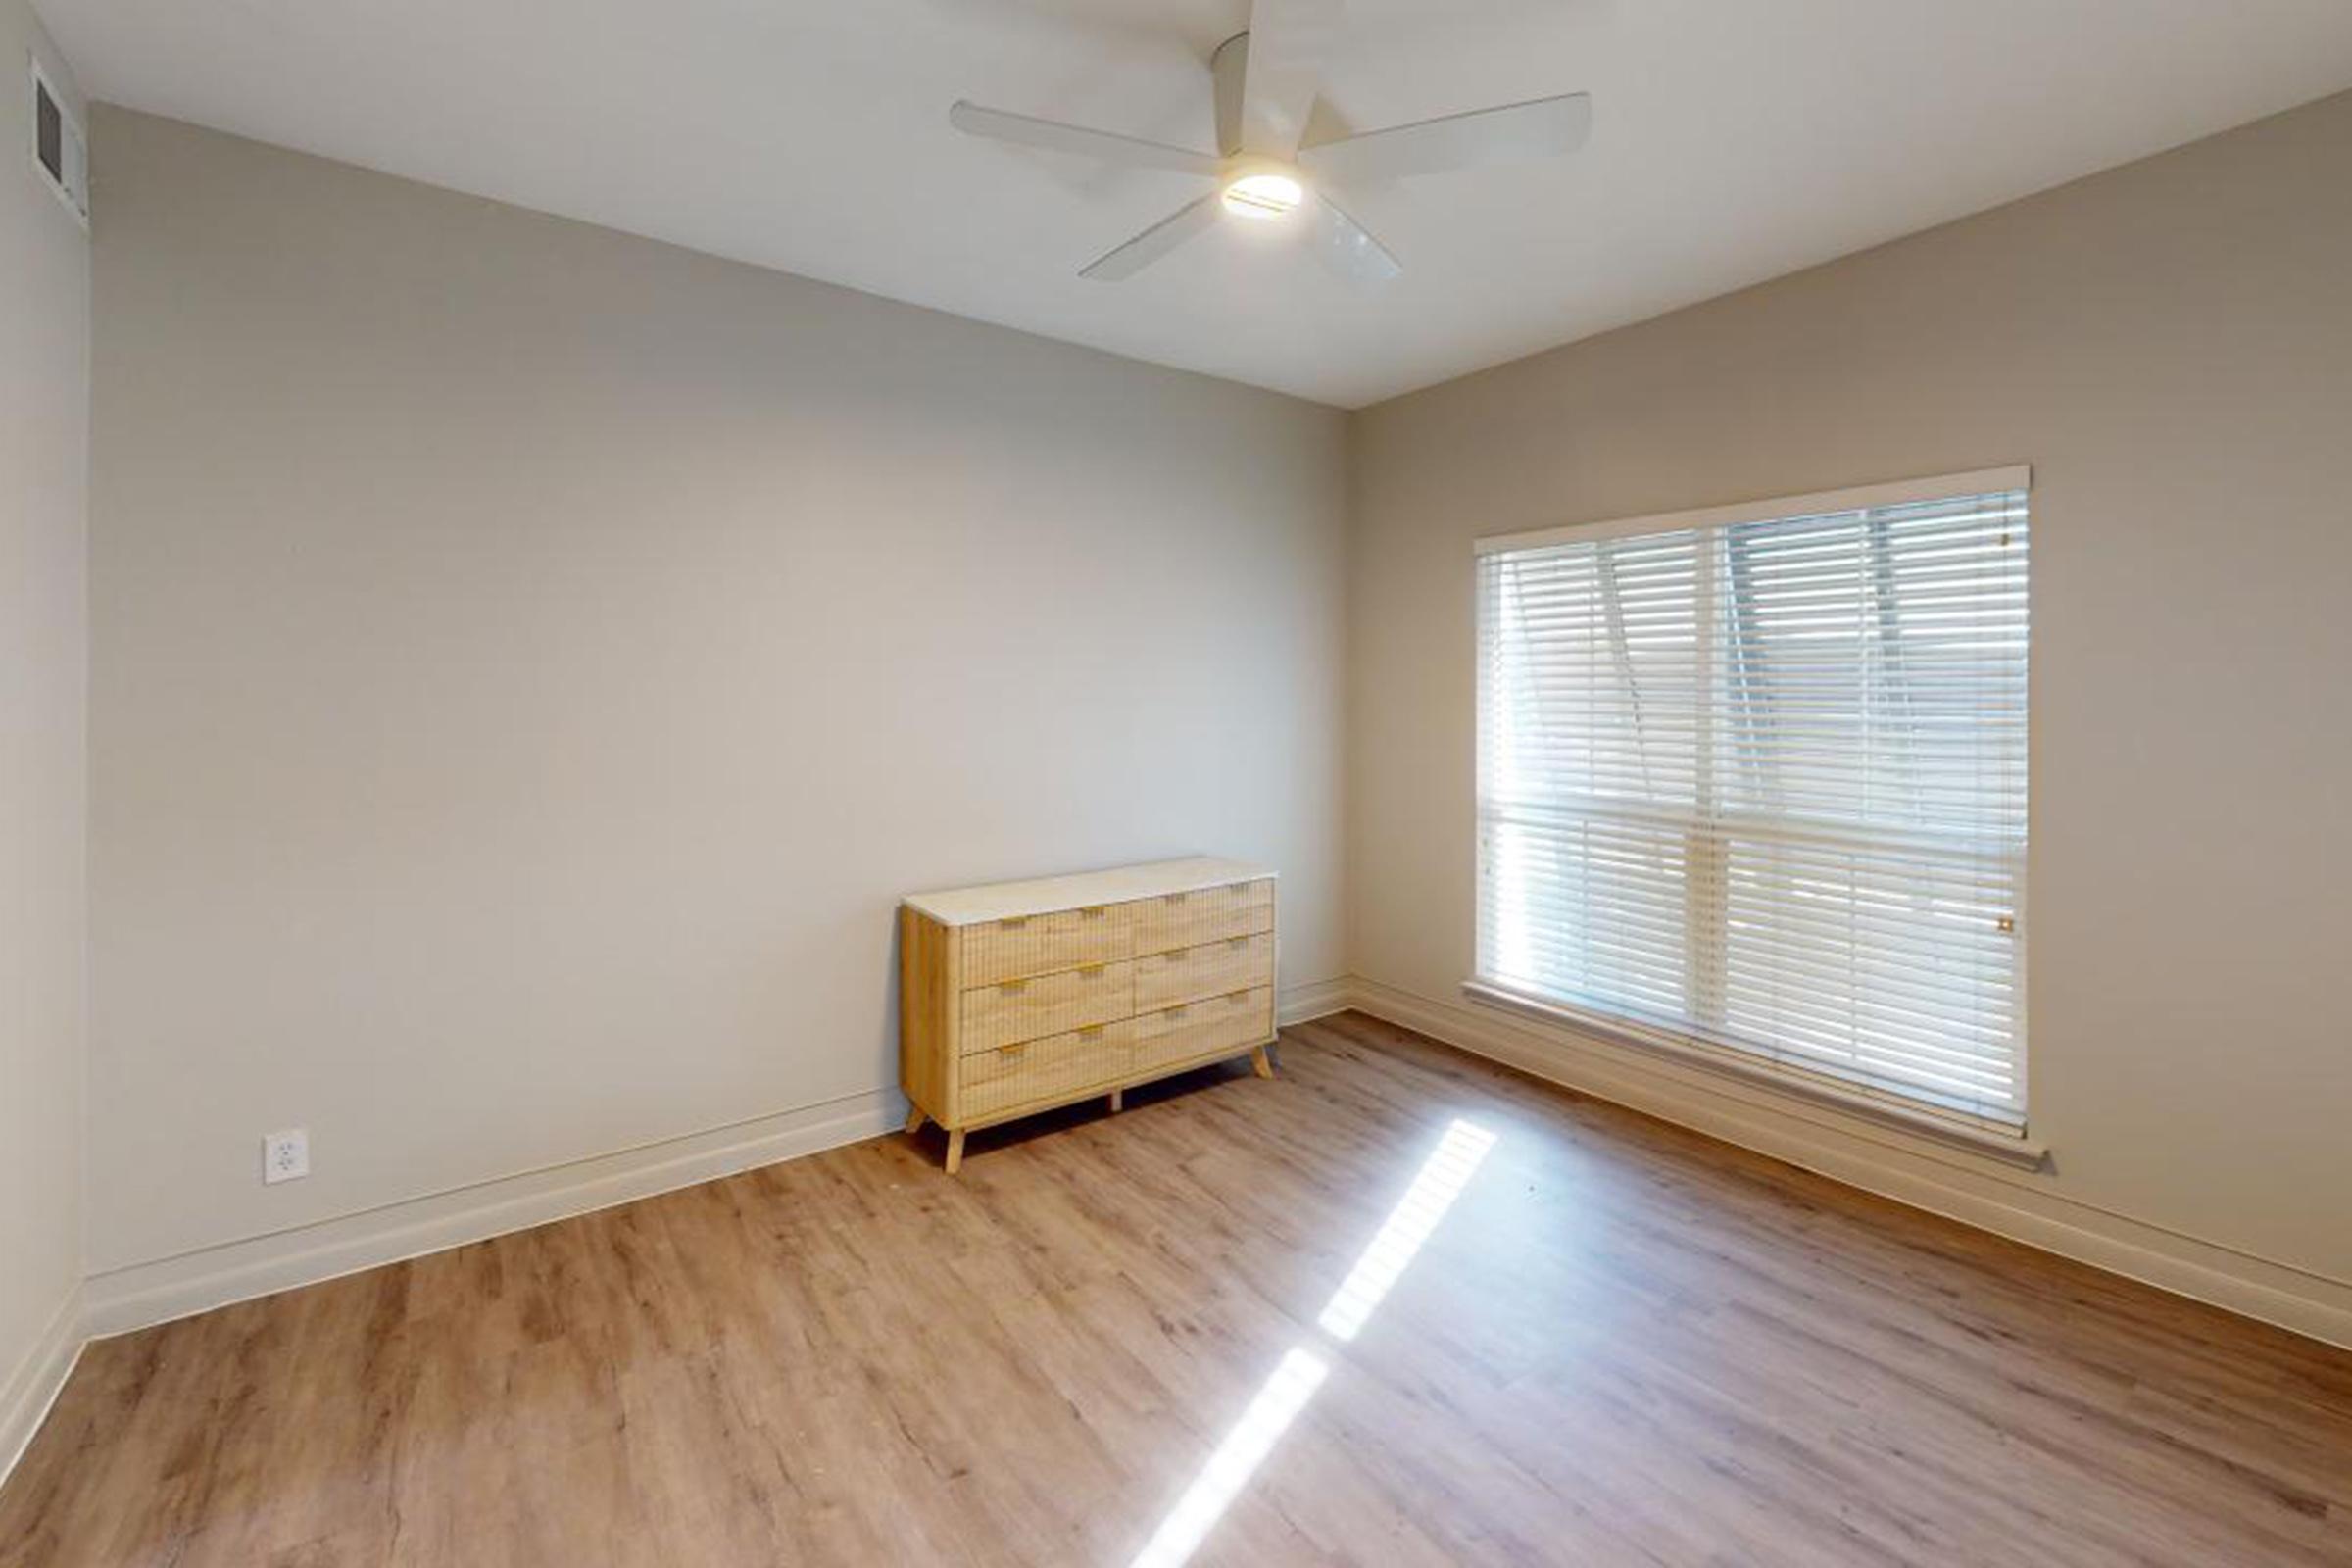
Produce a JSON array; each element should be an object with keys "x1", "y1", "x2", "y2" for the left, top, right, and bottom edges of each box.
[{"x1": 1459, "y1": 979, "x2": 2050, "y2": 1172}]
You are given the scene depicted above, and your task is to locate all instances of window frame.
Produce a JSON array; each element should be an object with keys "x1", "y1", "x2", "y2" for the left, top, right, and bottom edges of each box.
[{"x1": 1467, "y1": 466, "x2": 2040, "y2": 1163}]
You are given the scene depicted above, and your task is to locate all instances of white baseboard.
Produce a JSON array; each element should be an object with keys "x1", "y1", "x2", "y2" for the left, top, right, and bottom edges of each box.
[
  {"x1": 84, "y1": 1091, "x2": 902, "y2": 1339},
  {"x1": 43, "y1": 966, "x2": 2339, "y2": 1482},
  {"x1": 1335, "y1": 976, "x2": 2352, "y2": 1351},
  {"x1": 81, "y1": 978, "x2": 1352, "y2": 1343},
  {"x1": 0, "y1": 1285, "x2": 85, "y2": 1491},
  {"x1": 1277, "y1": 976, "x2": 1353, "y2": 1026}
]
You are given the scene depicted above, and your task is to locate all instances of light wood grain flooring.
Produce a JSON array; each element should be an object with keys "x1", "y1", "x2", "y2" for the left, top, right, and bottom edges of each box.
[{"x1": 4, "y1": 1012, "x2": 2348, "y2": 1565}]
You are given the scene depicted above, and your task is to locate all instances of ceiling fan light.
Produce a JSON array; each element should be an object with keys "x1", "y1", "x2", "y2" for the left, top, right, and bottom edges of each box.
[{"x1": 1222, "y1": 172, "x2": 1303, "y2": 220}]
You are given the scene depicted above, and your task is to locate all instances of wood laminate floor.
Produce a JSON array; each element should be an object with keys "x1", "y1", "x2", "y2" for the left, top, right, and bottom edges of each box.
[{"x1": 5, "y1": 1012, "x2": 2350, "y2": 1566}]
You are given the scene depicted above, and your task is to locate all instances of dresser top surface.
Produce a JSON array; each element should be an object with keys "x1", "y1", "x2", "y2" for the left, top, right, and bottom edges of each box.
[{"x1": 904, "y1": 857, "x2": 1276, "y2": 926}]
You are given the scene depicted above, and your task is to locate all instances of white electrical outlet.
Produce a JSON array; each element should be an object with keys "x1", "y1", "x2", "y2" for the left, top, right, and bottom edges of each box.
[{"x1": 263, "y1": 1128, "x2": 310, "y2": 1184}]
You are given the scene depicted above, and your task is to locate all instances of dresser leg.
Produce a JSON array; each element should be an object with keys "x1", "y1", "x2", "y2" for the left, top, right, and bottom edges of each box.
[
  {"x1": 905, "y1": 1104, "x2": 926, "y2": 1136},
  {"x1": 945, "y1": 1129, "x2": 966, "y2": 1175},
  {"x1": 1108, "y1": 1088, "x2": 1124, "y2": 1114},
  {"x1": 1250, "y1": 1045, "x2": 1276, "y2": 1080}
]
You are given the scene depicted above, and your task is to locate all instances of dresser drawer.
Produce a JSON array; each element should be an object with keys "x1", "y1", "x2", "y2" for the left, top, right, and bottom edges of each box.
[
  {"x1": 1132, "y1": 932, "x2": 1275, "y2": 1013},
  {"x1": 961, "y1": 960, "x2": 1131, "y2": 1054},
  {"x1": 960, "y1": 1021, "x2": 1133, "y2": 1119},
  {"x1": 1130, "y1": 878, "x2": 1274, "y2": 955},
  {"x1": 1132, "y1": 987, "x2": 1271, "y2": 1077},
  {"x1": 961, "y1": 903, "x2": 1133, "y2": 987}
]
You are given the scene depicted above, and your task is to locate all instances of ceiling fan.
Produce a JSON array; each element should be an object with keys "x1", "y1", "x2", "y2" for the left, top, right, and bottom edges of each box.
[{"x1": 949, "y1": 0, "x2": 1592, "y2": 283}]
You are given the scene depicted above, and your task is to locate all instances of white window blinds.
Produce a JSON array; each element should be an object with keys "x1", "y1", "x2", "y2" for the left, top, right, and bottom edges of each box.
[{"x1": 1475, "y1": 470, "x2": 2030, "y2": 1129}]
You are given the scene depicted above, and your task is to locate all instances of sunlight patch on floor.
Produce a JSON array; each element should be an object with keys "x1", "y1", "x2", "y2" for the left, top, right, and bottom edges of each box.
[
  {"x1": 1126, "y1": 1116, "x2": 1497, "y2": 1568},
  {"x1": 1318, "y1": 1118, "x2": 1498, "y2": 1342},
  {"x1": 1127, "y1": 1347, "x2": 1330, "y2": 1568}
]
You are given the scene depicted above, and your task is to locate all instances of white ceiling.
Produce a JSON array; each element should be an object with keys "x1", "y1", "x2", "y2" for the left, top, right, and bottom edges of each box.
[{"x1": 40, "y1": 0, "x2": 2352, "y2": 407}]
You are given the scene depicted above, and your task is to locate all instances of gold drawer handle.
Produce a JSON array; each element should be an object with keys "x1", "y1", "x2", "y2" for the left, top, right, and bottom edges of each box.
[
  {"x1": 1078, "y1": 1025, "x2": 1104, "y2": 1041},
  {"x1": 1162, "y1": 1004, "x2": 1188, "y2": 1020},
  {"x1": 1077, "y1": 963, "x2": 1105, "y2": 978},
  {"x1": 1226, "y1": 989, "x2": 1250, "y2": 1002},
  {"x1": 1000, "y1": 1044, "x2": 1025, "y2": 1060},
  {"x1": 999, "y1": 979, "x2": 1028, "y2": 996},
  {"x1": 1166, "y1": 946, "x2": 1190, "y2": 961},
  {"x1": 1079, "y1": 905, "x2": 1106, "y2": 918},
  {"x1": 1165, "y1": 892, "x2": 1189, "y2": 906},
  {"x1": 999, "y1": 916, "x2": 1028, "y2": 930}
]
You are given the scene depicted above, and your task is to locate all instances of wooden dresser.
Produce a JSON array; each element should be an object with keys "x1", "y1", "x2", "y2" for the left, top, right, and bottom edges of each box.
[{"x1": 900, "y1": 857, "x2": 1278, "y2": 1172}]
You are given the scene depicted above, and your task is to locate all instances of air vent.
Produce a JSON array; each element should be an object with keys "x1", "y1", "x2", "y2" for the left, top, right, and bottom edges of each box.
[{"x1": 28, "y1": 58, "x2": 87, "y2": 224}]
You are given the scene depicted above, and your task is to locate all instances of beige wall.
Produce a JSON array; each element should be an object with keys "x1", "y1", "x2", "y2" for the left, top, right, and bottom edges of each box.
[
  {"x1": 0, "y1": 0, "x2": 89, "y2": 1446},
  {"x1": 1349, "y1": 90, "x2": 2352, "y2": 1292},
  {"x1": 85, "y1": 109, "x2": 1348, "y2": 1278}
]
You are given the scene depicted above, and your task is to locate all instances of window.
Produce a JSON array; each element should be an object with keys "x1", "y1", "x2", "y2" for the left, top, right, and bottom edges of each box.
[{"x1": 1474, "y1": 469, "x2": 2029, "y2": 1130}]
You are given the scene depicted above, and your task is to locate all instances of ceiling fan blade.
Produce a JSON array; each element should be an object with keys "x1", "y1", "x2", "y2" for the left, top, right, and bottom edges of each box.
[
  {"x1": 1080, "y1": 195, "x2": 1224, "y2": 281},
  {"x1": 950, "y1": 101, "x2": 1222, "y2": 178},
  {"x1": 1310, "y1": 193, "x2": 1401, "y2": 284},
  {"x1": 1238, "y1": 0, "x2": 1343, "y2": 158},
  {"x1": 1300, "y1": 92, "x2": 1592, "y2": 184},
  {"x1": 1211, "y1": 32, "x2": 1248, "y2": 158}
]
